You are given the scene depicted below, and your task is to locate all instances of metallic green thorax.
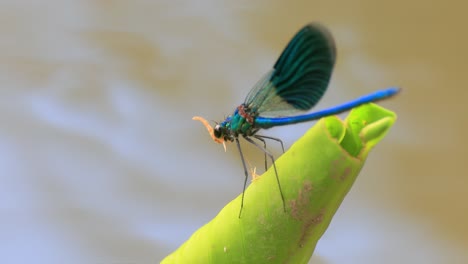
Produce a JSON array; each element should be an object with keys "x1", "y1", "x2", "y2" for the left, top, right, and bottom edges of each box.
[{"x1": 214, "y1": 105, "x2": 260, "y2": 141}]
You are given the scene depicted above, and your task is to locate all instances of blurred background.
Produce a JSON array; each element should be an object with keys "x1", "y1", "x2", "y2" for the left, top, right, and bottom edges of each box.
[{"x1": 1, "y1": 0, "x2": 467, "y2": 263}]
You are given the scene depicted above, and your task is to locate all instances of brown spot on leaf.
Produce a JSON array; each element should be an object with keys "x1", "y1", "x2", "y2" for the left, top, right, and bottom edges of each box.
[
  {"x1": 341, "y1": 166, "x2": 352, "y2": 181},
  {"x1": 298, "y1": 209, "x2": 325, "y2": 247},
  {"x1": 290, "y1": 180, "x2": 313, "y2": 220},
  {"x1": 330, "y1": 156, "x2": 352, "y2": 182}
]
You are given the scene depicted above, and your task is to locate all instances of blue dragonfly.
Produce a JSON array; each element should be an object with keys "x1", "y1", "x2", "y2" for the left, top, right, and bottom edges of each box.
[{"x1": 194, "y1": 23, "x2": 399, "y2": 218}]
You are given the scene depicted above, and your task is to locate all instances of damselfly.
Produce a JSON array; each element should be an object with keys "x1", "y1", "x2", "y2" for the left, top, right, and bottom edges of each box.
[{"x1": 194, "y1": 23, "x2": 399, "y2": 218}]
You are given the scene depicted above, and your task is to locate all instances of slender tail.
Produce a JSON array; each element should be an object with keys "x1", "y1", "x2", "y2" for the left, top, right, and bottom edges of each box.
[{"x1": 255, "y1": 87, "x2": 400, "y2": 128}]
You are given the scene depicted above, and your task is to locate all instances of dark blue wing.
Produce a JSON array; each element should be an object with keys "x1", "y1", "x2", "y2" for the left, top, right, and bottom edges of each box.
[
  {"x1": 271, "y1": 23, "x2": 336, "y2": 110},
  {"x1": 244, "y1": 23, "x2": 336, "y2": 116}
]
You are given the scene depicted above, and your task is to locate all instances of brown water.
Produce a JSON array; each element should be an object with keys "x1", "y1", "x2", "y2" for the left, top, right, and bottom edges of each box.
[{"x1": 1, "y1": 1, "x2": 467, "y2": 263}]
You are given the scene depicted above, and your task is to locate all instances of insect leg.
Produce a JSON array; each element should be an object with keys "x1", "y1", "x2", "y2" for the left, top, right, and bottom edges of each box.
[
  {"x1": 252, "y1": 136, "x2": 268, "y2": 171},
  {"x1": 243, "y1": 136, "x2": 286, "y2": 213},
  {"x1": 254, "y1": 135, "x2": 285, "y2": 153},
  {"x1": 235, "y1": 137, "x2": 249, "y2": 218}
]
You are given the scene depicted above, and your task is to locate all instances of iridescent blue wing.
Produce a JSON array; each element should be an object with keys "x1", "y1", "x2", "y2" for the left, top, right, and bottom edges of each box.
[{"x1": 244, "y1": 23, "x2": 336, "y2": 117}]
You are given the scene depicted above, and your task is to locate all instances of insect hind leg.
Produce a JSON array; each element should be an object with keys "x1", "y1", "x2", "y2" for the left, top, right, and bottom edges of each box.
[
  {"x1": 251, "y1": 136, "x2": 268, "y2": 171},
  {"x1": 252, "y1": 135, "x2": 286, "y2": 170},
  {"x1": 254, "y1": 135, "x2": 285, "y2": 153},
  {"x1": 243, "y1": 135, "x2": 286, "y2": 213}
]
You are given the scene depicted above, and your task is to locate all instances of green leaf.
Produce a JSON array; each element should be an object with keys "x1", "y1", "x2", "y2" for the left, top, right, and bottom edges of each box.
[{"x1": 162, "y1": 103, "x2": 397, "y2": 264}]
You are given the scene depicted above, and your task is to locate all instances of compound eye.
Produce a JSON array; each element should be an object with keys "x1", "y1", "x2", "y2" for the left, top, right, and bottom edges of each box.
[{"x1": 213, "y1": 124, "x2": 222, "y2": 138}]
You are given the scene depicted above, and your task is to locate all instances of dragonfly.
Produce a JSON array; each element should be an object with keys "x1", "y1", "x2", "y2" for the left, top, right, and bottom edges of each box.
[{"x1": 193, "y1": 22, "x2": 400, "y2": 218}]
